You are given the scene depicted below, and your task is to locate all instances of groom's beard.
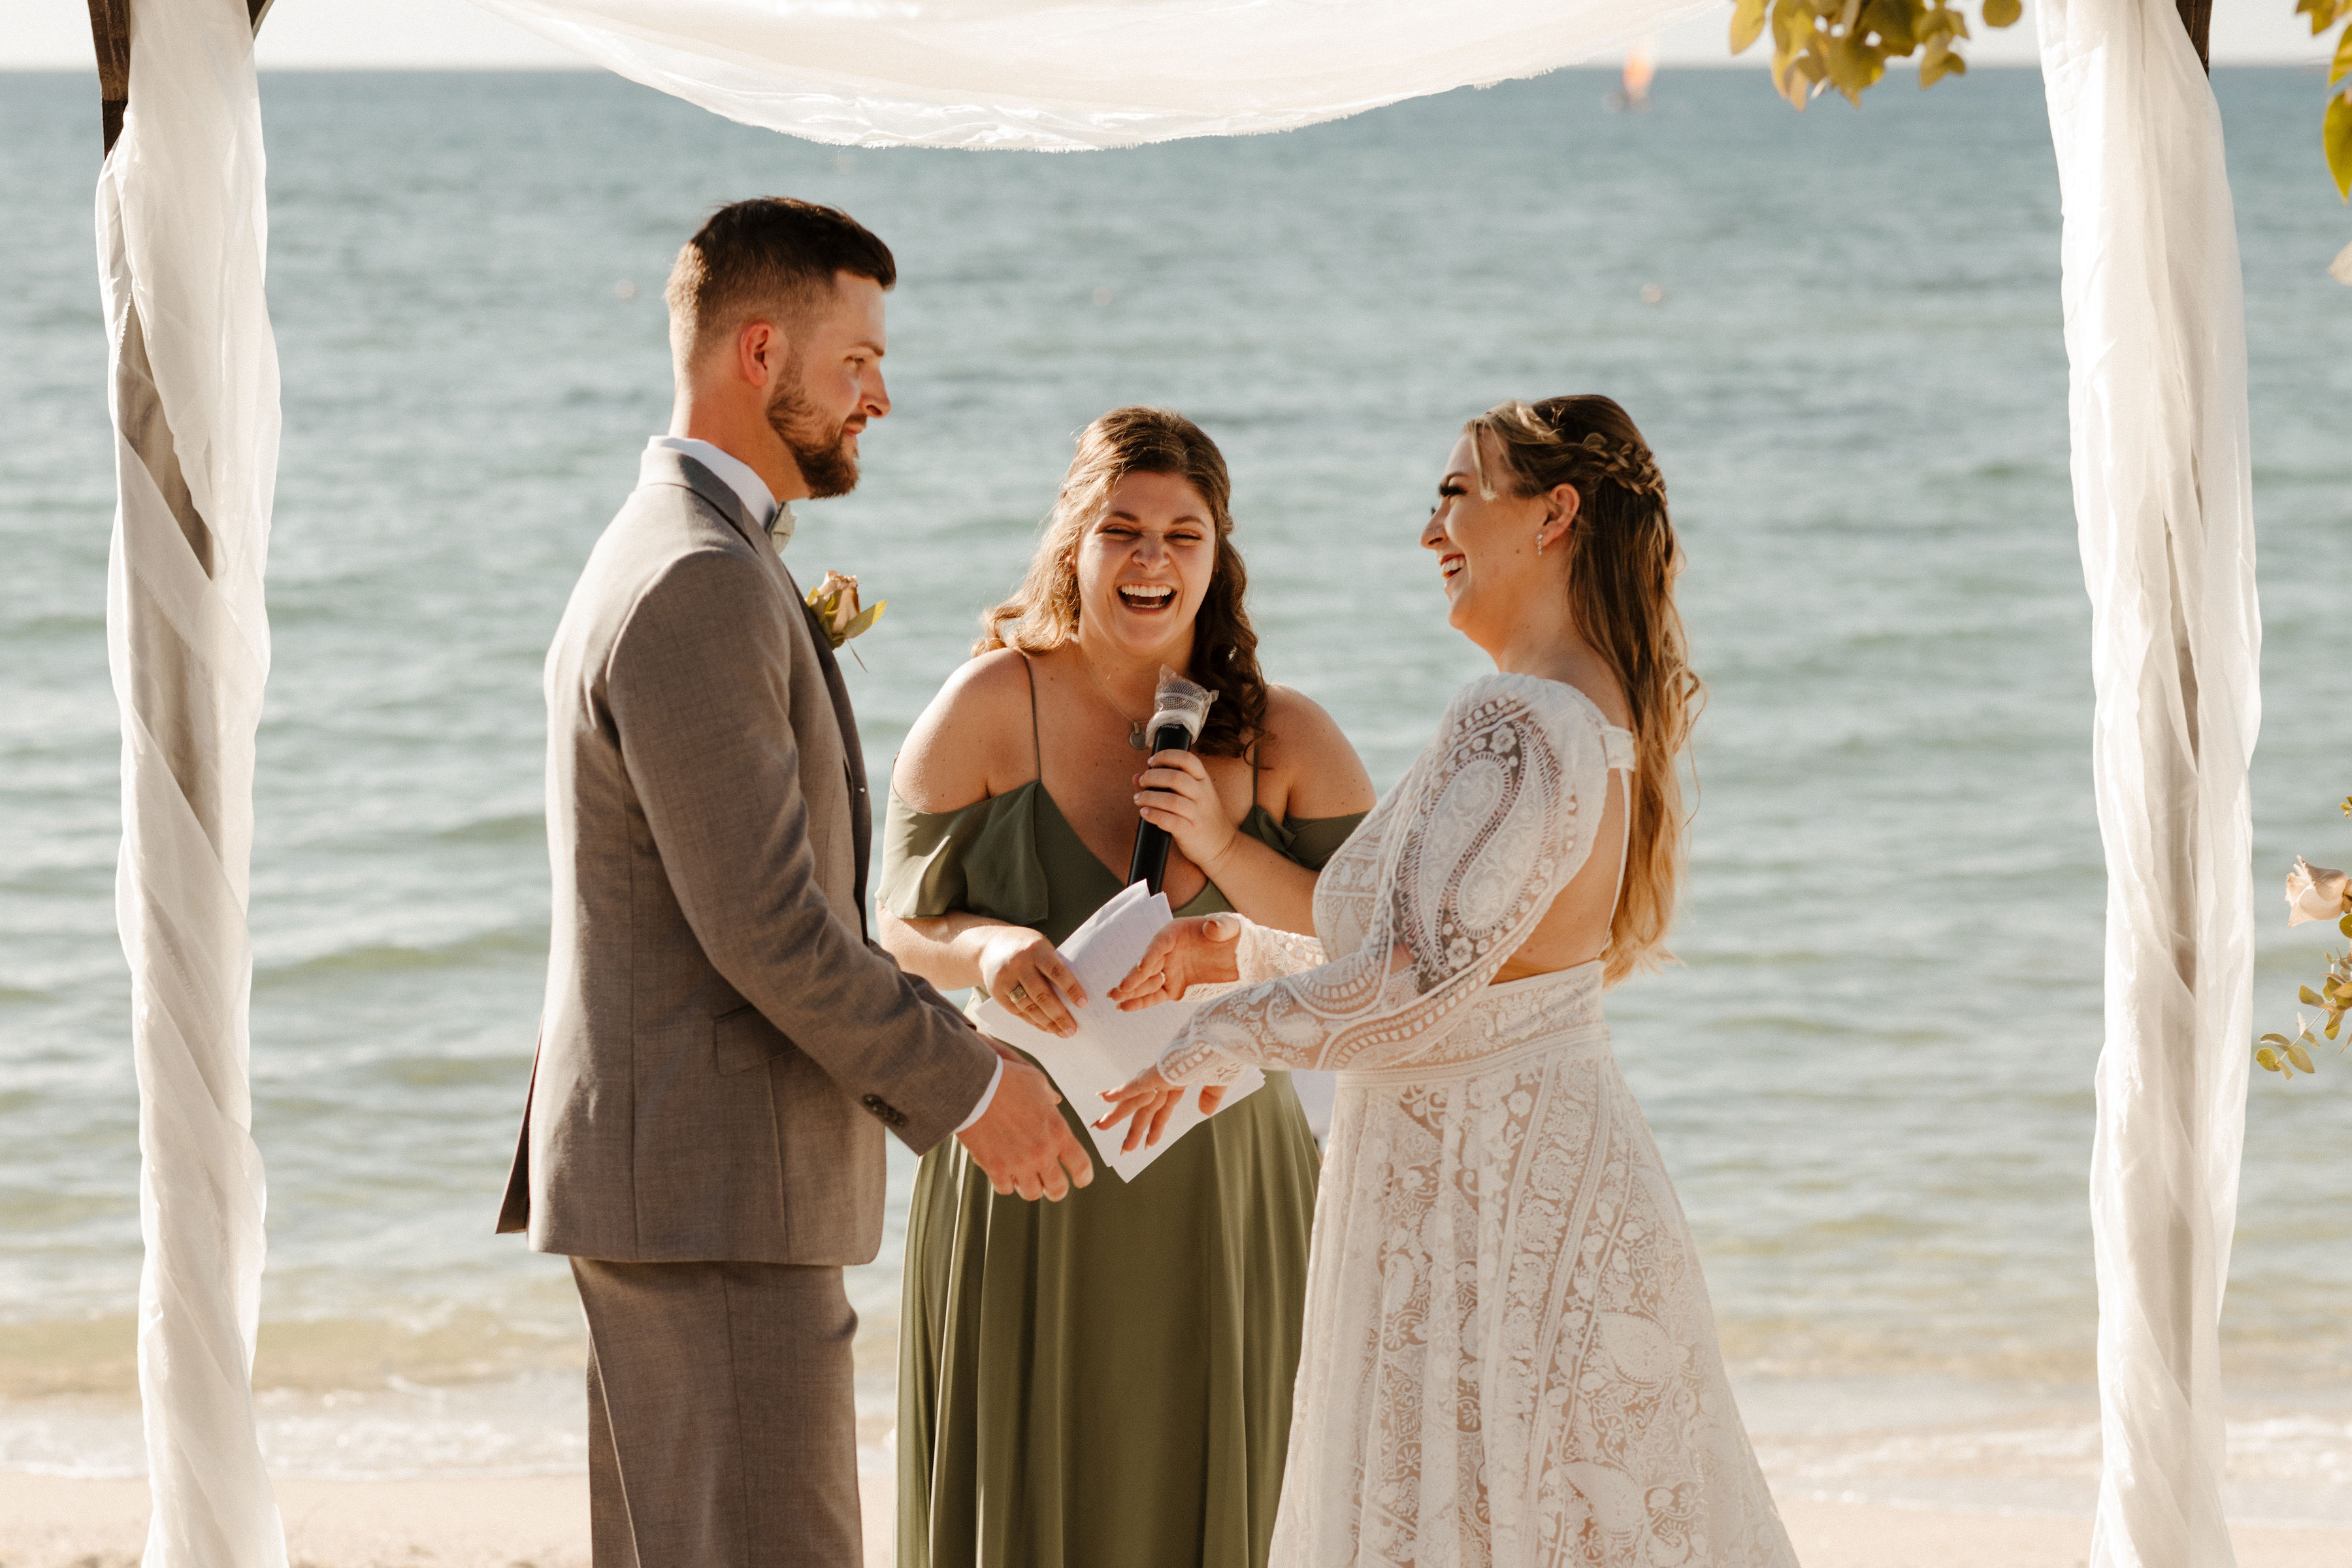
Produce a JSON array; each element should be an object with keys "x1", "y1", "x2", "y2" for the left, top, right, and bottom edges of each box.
[{"x1": 767, "y1": 367, "x2": 860, "y2": 500}]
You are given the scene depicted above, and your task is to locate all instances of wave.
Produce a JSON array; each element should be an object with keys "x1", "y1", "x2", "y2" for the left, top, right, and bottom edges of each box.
[
  {"x1": 431, "y1": 813, "x2": 546, "y2": 845},
  {"x1": 253, "y1": 927, "x2": 547, "y2": 987}
]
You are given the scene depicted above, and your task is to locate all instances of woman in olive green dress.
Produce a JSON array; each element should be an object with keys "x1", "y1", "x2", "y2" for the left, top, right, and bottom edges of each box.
[{"x1": 877, "y1": 407, "x2": 1375, "y2": 1568}]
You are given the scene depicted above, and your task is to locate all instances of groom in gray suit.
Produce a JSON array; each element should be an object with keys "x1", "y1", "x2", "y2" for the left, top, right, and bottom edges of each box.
[{"x1": 500, "y1": 198, "x2": 1092, "y2": 1567}]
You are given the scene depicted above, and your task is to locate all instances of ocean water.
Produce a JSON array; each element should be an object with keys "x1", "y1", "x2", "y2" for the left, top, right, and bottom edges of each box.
[{"x1": 4, "y1": 64, "x2": 2349, "y2": 1520}]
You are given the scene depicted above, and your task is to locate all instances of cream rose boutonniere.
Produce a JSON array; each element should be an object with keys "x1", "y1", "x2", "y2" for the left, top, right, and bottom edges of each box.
[{"x1": 807, "y1": 572, "x2": 885, "y2": 666}]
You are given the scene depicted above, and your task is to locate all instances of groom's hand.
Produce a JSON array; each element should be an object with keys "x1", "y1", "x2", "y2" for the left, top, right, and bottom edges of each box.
[{"x1": 956, "y1": 1058, "x2": 1094, "y2": 1201}]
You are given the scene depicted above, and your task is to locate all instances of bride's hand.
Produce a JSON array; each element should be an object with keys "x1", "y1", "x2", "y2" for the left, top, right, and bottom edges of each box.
[
  {"x1": 1109, "y1": 913, "x2": 1243, "y2": 1011},
  {"x1": 1134, "y1": 750, "x2": 1237, "y2": 872},
  {"x1": 1095, "y1": 1065, "x2": 1225, "y2": 1151},
  {"x1": 1094, "y1": 1066, "x2": 1183, "y2": 1152},
  {"x1": 975, "y1": 925, "x2": 1085, "y2": 1038}
]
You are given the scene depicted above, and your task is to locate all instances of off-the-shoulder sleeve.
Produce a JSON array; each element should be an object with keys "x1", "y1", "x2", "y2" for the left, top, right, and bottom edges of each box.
[
  {"x1": 1160, "y1": 678, "x2": 1613, "y2": 1084},
  {"x1": 878, "y1": 787, "x2": 1049, "y2": 926}
]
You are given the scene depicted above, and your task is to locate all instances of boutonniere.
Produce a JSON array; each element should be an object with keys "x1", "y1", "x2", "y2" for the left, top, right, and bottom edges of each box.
[{"x1": 808, "y1": 571, "x2": 886, "y2": 667}]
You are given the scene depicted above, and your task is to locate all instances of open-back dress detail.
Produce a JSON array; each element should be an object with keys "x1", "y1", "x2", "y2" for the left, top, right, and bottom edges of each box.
[
  {"x1": 1156, "y1": 672, "x2": 1797, "y2": 1568},
  {"x1": 881, "y1": 660, "x2": 1366, "y2": 1568}
]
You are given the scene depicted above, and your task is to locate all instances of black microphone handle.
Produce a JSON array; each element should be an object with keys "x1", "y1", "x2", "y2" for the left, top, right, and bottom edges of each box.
[{"x1": 1125, "y1": 723, "x2": 1194, "y2": 893}]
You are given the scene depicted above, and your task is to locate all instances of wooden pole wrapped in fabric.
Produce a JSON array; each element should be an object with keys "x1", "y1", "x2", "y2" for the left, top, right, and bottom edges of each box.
[
  {"x1": 2038, "y1": 0, "x2": 2257, "y2": 1561},
  {"x1": 84, "y1": 0, "x2": 127, "y2": 154},
  {"x1": 91, "y1": 1, "x2": 288, "y2": 1563},
  {"x1": 2176, "y1": 0, "x2": 2212, "y2": 70}
]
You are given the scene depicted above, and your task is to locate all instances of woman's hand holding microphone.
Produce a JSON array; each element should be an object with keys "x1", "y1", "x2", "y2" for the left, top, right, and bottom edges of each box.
[{"x1": 1132, "y1": 749, "x2": 1238, "y2": 876}]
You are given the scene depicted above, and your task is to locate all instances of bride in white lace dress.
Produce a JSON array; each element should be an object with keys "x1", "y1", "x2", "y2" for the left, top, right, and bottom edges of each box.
[{"x1": 1100, "y1": 398, "x2": 1797, "y2": 1568}]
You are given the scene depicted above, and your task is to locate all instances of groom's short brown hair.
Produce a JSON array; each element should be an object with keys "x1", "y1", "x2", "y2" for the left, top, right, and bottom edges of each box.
[{"x1": 666, "y1": 198, "x2": 896, "y2": 368}]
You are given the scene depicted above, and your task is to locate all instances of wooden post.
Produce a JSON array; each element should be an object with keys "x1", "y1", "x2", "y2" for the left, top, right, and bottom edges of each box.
[
  {"x1": 85, "y1": 0, "x2": 127, "y2": 154},
  {"x1": 2176, "y1": 0, "x2": 2212, "y2": 70},
  {"x1": 86, "y1": 0, "x2": 274, "y2": 155}
]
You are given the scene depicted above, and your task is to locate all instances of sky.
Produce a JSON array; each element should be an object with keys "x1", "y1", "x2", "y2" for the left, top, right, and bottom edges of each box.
[{"x1": 1, "y1": 0, "x2": 2339, "y2": 71}]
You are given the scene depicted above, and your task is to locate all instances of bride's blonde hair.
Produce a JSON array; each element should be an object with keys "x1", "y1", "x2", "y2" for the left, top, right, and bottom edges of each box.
[{"x1": 1467, "y1": 396, "x2": 1703, "y2": 987}]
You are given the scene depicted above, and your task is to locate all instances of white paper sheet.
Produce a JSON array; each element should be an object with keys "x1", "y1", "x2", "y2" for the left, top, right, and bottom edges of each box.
[{"x1": 973, "y1": 882, "x2": 1261, "y2": 1183}]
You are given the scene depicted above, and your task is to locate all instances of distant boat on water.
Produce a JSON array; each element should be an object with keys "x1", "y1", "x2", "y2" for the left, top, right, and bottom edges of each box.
[{"x1": 1609, "y1": 36, "x2": 1658, "y2": 112}]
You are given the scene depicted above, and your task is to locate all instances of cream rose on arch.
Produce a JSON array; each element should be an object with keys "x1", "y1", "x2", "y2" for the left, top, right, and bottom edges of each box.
[{"x1": 2286, "y1": 857, "x2": 2351, "y2": 928}]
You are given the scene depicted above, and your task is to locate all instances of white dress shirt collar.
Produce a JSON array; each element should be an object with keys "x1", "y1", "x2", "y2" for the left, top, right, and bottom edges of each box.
[{"x1": 647, "y1": 436, "x2": 797, "y2": 551}]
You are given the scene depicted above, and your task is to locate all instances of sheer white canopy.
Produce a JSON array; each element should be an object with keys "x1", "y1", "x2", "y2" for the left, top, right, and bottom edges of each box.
[
  {"x1": 104, "y1": 3, "x2": 2254, "y2": 1566},
  {"x1": 467, "y1": 0, "x2": 1721, "y2": 149}
]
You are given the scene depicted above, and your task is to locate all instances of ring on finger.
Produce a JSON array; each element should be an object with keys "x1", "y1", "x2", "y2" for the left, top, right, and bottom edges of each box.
[{"x1": 1008, "y1": 982, "x2": 1030, "y2": 1005}]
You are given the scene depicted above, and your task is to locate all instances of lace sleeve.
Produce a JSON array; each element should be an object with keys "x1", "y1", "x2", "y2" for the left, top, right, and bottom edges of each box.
[
  {"x1": 1233, "y1": 921, "x2": 1325, "y2": 983},
  {"x1": 1159, "y1": 678, "x2": 1612, "y2": 1084}
]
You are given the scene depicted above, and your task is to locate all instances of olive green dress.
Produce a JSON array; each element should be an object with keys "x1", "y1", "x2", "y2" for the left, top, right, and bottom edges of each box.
[{"x1": 883, "y1": 687, "x2": 1364, "y2": 1568}]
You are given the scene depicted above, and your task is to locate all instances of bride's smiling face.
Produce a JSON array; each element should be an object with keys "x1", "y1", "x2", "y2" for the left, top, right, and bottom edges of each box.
[
  {"x1": 1075, "y1": 470, "x2": 1217, "y2": 661},
  {"x1": 1422, "y1": 431, "x2": 1566, "y2": 644}
]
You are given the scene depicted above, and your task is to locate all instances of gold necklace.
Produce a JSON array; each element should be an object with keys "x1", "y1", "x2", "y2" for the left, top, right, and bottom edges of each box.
[{"x1": 1073, "y1": 645, "x2": 1152, "y2": 751}]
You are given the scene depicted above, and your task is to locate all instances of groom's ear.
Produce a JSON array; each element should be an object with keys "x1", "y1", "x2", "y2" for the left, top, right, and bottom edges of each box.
[{"x1": 729, "y1": 318, "x2": 792, "y2": 394}]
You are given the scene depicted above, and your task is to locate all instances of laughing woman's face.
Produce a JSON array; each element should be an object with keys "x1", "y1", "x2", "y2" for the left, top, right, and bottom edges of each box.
[
  {"x1": 1422, "y1": 431, "x2": 1560, "y2": 651},
  {"x1": 1075, "y1": 470, "x2": 1218, "y2": 664}
]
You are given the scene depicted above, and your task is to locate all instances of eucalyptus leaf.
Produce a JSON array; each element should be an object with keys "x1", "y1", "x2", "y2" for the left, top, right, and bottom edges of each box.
[
  {"x1": 2257, "y1": 1046, "x2": 2283, "y2": 1072},
  {"x1": 2302, "y1": 985, "x2": 2325, "y2": 1005},
  {"x1": 2329, "y1": 88, "x2": 2352, "y2": 202},
  {"x1": 1862, "y1": 0, "x2": 1916, "y2": 52},
  {"x1": 1732, "y1": 0, "x2": 1770, "y2": 53},
  {"x1": 2261, "y1": 1033, "x2": 2291, "y2": 1045},
  {"x1": 2290, "y1": 1040, "x2": 2318, "y2": 1073},
  {"x1": 1982, "y1": 0, "x2": 2021, "y2": 25}
]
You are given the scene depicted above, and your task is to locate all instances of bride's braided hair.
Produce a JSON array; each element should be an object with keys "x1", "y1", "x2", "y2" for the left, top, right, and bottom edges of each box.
[{"x1": 1465, "y1": 397, "x2": 1703, "y2": 987}]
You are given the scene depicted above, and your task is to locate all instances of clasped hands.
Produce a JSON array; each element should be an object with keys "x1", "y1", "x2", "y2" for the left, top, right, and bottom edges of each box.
[
  {"x1": 962, "y1": 905, "x2": 1245, "y2": 1192},
  {"x1": 1094, "y1": 911, "x2": 1245, "y2": 1152}
]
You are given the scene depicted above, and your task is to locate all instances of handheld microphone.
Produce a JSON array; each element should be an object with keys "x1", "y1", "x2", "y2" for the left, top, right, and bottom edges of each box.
[{"x1": 1126, "y1": 668, "x2": 1218, "y2": 894}]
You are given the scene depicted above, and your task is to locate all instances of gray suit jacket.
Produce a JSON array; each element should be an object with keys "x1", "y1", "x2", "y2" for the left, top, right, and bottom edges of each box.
[{"x1": 499, "y1": 446, "x2": 996, "y2": 1264}]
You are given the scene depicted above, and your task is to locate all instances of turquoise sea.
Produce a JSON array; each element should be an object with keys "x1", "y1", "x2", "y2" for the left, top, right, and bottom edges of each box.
[{"x1": 3, "y1": 63, "x2": 2349, "y2": 1520}]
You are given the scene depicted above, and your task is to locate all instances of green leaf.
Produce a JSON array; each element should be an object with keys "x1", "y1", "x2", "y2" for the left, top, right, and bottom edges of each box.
[
  {"x1": 1733, "y1": 0, "x2": 1771, "y2": 54},
  {"x1": 1982, "y1": 0, "x2": 2022, "y2": 27},
  {"x1": 2330, "y1": 88, "x2": 2352, "y2": 202},
  {"x1": 2257, "y1": 1045, "x2": 2283, "y2": 1072},
  {"x1": 2261, "y1": 1032, "x2": 2293, "y2": 1045},
  {"x1": 1919, "y1": 31, "x2": 1968, "y2": 86},
  {"x1": 2302, "y1": 985, "x2": 2326, "y2": 1005},
  {"x1": 2338, "y1": 909, "x2": 2352, "y2": 938},
  {"x1": 839, "y1": 600, "x2": 887, "y2": 642},
  {"x1": 2334, "y1": 21, "x2": 2352, "y2": 85},
  {"x1": 2290, "y1": 1039, "x2": 2318, "y2": 1073}
]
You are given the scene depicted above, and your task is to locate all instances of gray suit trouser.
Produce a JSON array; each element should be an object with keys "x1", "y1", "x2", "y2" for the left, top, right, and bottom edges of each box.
[{"x1": 572, "y1": 1257, "x2": 862, "y2": 1568}]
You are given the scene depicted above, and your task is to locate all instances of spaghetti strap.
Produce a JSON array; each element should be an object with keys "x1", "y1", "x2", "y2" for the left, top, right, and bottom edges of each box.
[
  {"x1": 1247, "y1": 740, "x2": 1261, "y2": 809},
  {"x1": 1019, "y1": 653, "x2": 1043, "y2": 781}
]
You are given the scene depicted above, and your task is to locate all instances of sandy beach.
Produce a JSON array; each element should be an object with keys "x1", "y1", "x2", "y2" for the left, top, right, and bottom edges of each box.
[{"x1": 5, "y1": 1473, "x2": 2347, "y2": 1568}]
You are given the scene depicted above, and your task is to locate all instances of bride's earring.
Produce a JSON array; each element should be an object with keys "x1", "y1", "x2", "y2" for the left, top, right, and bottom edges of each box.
[{"x1": 1535, "y1": 531, "x2": 1546, "y2": 557}]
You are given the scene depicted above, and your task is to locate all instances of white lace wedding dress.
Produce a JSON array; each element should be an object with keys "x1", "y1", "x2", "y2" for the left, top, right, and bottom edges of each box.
[{"x1": 1158, "y1": 674, "x2": 1797, "y2": 1568}]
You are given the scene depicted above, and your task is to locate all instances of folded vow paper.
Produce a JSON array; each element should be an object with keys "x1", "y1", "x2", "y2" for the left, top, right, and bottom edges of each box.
[{"x1": 973, "y1": 881, "x2": 1261, "y2": 1182}]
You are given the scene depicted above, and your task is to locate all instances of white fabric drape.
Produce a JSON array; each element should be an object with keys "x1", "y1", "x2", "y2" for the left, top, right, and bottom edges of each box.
[
  {"x1": 465, "y1": 0, "x2": 1718, "y2": 150},
  {"x1": 97, "y1": 1, "x2": 287, "y2": 1563},
  {"x1": 2039, "y1": 2, "x2": 2259, "y2": 1563}
]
